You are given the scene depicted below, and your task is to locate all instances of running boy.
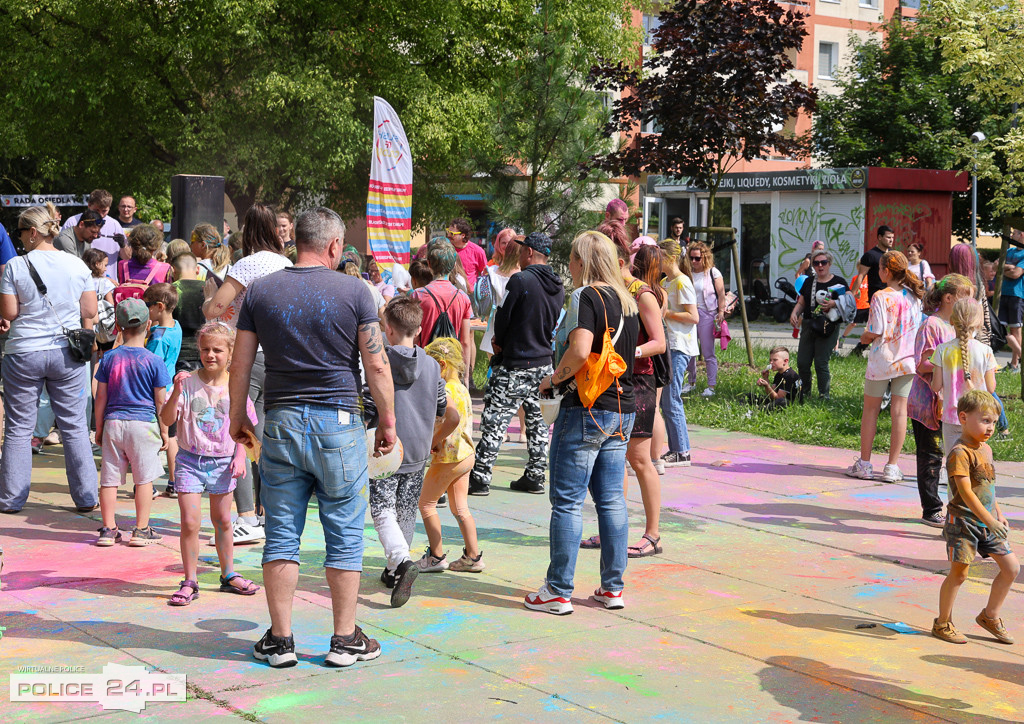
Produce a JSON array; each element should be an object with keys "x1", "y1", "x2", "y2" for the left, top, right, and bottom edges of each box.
[
  {"x1": 162, "y1": 322, "x2": 260, "y2": 605},
  {"x1": 94, "y1": 299, "x2": 172, "y2": 546},
  {"x1": 144, "y1": 283, "x2": 182, "y2": 497},
  {"x1": 365, "y1": 297, "x2": 458, "y2": 607},
  {"x1": 932, "y1": 390, "x2": 1020, "y2": 645}
]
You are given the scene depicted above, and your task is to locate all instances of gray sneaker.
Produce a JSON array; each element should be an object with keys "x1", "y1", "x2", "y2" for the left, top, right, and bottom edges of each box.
[
  {"x1": 95, "y1": 527, "x2": 122, "y2": 547},
  {"x1": 128, "y1": 526, "x2": 162, "y2": 547}
]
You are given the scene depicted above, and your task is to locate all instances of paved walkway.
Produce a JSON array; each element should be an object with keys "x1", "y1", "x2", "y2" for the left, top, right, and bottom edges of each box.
[{"x1": 2, "y1": 425, "x2": 1023, "y2": 722}]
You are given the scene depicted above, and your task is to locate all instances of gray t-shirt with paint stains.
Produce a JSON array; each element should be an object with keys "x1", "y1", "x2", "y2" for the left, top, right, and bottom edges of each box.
[{"x1": 238, "y1": 266, "x2": 379, "y2": 413}]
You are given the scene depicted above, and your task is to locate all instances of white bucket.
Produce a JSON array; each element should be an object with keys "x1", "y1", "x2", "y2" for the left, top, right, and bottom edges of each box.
[{"x1": 539, "y1": 395, "x2": 562, "y2": 426}]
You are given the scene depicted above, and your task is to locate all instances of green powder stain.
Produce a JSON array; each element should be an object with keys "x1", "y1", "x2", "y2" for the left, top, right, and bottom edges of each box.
[
  {"x1": 588, "y1": 667, "x2": 659, "y2": 697},
  {"x1": 258, "y1": 690, "x2": 324, "y2": 714}
]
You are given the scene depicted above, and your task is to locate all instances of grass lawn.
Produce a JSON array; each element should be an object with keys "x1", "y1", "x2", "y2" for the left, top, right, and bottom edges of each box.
[{"x1": 681, "y1": 339, "x2": 1024, "y2": 463}]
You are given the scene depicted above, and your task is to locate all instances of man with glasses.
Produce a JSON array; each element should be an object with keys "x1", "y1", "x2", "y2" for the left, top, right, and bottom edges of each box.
[
  {"x1": 54, "y1": 210, "x2": 103, "y2": 258},
  {"x1": 114, "y1": 196, "x2": 143, "y2": 229},
  {"x1": 62, "y1": 189, "x2": 126, "y2": 276},
  {"x1": 446, "y1": 217, "x2": 487, "y2": 290}
]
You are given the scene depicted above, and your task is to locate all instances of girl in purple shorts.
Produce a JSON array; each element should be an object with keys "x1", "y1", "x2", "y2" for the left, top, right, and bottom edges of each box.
[{"x1": 161, "y1": 322, "x2": 260, "y2": 605}]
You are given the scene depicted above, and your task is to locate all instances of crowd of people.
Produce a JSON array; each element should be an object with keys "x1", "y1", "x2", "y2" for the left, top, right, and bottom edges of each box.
[{"x1": 0, "y1": 193, "x2": 1020, "y2": 663}]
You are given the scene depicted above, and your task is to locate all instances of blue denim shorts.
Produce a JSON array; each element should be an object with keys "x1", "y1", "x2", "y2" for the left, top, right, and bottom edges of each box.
[
  {"x1": 259, "y1": 404, "x2": 368, "y2": 571},
  {"x1": 944, "y1": 512, "x2": 1012, "y2": 565},
  {"x1": 174, "y1": 449, "x2": 236, "y2": 495}
]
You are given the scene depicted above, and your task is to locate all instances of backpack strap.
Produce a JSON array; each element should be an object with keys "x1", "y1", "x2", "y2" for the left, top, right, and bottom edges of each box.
[
  {"x1": 142, "y1": 262, "x2": 164, "y2": 285},
  {"x1": 117, "y1": 259, "x2": 129, "y2": 284}
]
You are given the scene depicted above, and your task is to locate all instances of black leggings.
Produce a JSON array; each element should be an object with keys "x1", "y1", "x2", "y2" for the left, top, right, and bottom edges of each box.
[{"x1": 912, "y1": 419, "x2": 943, "y2": 517}]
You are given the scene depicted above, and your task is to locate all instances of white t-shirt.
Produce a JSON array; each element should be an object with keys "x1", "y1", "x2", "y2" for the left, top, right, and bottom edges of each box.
[
  {"x1": 1, "y1": 249, "x2": 92, "y2": 354},
  {"x1": 663, "y1": 274, "x2": 699, "y2": 356},
  {"x1": 218, "y1": 251, "x2": 293, "y2": 328},
  {"x1": 480, "y1": 266, "x2": 515, "y2": 354},
  {"x1": 364, "y1": 279, "x2": 386, "y2": 311},
  {"x1": 91, "y1": 276, "x2": 115, "y2": 301}
]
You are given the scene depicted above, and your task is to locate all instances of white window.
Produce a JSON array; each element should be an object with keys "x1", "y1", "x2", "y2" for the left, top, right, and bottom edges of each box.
[
  {"x1": 642, "y1": 116, "x2": 662, "y2": 135},
  {"x1": 818, "y1": 0, "x2": 840, "y2": 4},
  {"x1": 818, "y1": 42, "x2": 839, "y2": 79},
  {"x1": 860, "y1": 0, "x2": 878, "y2": 7},
  {"x1": 642, "y1": 13, "x2": 662, "y2": 45}
]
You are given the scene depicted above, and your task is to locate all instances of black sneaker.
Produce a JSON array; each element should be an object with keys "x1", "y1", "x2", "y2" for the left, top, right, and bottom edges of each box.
[
  {"x1": 510, "y1": 475, "x2": 545, "y2": 494},
  {"x1": 390, "y1": 559, "x2": 419, "y2": 608},
  {"x1": 325, "y1": 626, "x2": 381, "y2": 667},
  {"x1": 380, "y1": 567, "x2": 397, "y2": 589},
  {"x1": 468, "y1": 473, "x2": 490, "y2": 496},
  {"x1": 921, "y1": 511, "x2": 946, "y2": 529},
  {"x1": 437, "y1": 492, "x2": 448, "y2": 508},
  {"x1": 253, "y1": 628, "x2": 298, "y2": 668},
  {"x1": 165, "y1": 482, "x2": 178, "y2": 499},
  {"x1": 660, "y1": 451, "x2": 691, "y2": 468}
]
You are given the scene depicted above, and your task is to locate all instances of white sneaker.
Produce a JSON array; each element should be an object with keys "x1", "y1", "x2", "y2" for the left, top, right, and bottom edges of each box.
[
  {"x1": 415, "y1": 549, "x2": 449, "y2": 572},
  {"x1": 845, "y1": 458, "x2": 873, "y2": 480},
  {"x1": 651, "y1": 458, "x2": 665, "y2": 475},
  {"x1": 524, "y1": 582, "x2": 573, "y2": 615},
  {"x1": 232, "y1": 520, "x2": 266, "y2": 544},
  {"x1": 680, "y1": 383, "x2": 695, "y2": 395},
  {"x1": 881, "y1": 463, "x2": 904, "y2": 483},
  {"x1": 701, "y1": 387, "x2": 715, "y2": 398},
  {"x1": 591, "y1": 586, "x2": 624, "y2": 610}
]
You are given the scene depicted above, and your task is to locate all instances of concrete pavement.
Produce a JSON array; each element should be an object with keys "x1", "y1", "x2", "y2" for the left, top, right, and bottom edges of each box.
[{"x1": 2, "y1": 422, "x2": 1023, "y2": 722}]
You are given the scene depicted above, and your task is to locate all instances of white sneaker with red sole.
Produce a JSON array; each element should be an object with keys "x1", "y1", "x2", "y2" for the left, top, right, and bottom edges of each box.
[
  {"x1": 591, "y1": 587, "x2": 624, "y2": 610},
  {"x1": 524, "y1": 583, "x2": 573, "y2": 615}
]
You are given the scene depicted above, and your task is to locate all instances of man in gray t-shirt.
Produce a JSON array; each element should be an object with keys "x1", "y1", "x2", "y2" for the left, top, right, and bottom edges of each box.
[{"x1": 230, "y1": 207, "x2": 396, "y2": 669}]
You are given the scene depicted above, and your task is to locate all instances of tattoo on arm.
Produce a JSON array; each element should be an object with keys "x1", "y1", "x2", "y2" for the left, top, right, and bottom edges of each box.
[
  {"x1": 554, "y1": 365, "x2": 572, "y2": 384},
  {"x1": 359, "y1": 322, "x2": 385, "y2": 356}
]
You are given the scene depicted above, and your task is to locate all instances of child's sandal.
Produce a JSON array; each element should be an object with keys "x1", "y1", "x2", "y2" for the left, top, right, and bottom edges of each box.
[
  {"x1": 219, "y1": 573, "x2": 260, "y2": 596},
  {"x1": 168, "y1": 579, "x2": 199, "y2": 606},
  {"x1": 627, "y1": 534, "x2": 663, "y2": 558}
]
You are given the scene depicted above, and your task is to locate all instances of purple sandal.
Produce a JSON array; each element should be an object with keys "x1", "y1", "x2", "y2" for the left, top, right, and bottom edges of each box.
[
  {"x1": 580, "y1": 534, "x2": 601, "y2": 549},
  {"x1": 627, "y1": 534, "x2": 663, "y2": 558},
  {"x1": 220, "y1": 573, "x2": 260, "y2": 595},
  {"x1": 168, "y1": 579, "x2": 199, "y2": 606}
]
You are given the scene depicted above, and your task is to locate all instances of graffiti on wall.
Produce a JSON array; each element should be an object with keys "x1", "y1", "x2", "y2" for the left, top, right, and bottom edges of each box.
[
  {"x1": 773, "y1": 201, "x2": 865, "y2": 282},
  {"x1": 868, "y1": 201, "x2": 934, "y2": 245}
]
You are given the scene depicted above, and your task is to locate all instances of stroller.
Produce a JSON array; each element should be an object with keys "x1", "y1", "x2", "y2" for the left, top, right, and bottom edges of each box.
[{"x1": 771, "y1": 278, "x2": 800, "y2": 323}]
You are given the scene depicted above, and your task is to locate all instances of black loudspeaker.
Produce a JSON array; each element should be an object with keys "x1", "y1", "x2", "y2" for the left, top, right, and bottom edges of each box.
[{"x1": 170, "y1": 175, "x2": 225, "y2": 241}]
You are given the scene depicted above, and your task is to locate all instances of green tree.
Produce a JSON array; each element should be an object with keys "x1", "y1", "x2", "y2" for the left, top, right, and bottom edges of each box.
[
  {"x1": 478, "y1": 1, "x2": 639, "y2": 257},
  {"x1": 590, "y1": 0, "x2": 816, "y2": 218},
  {"x1": 924, "y1": 0, "x2": 1024, "y2": 222},
  {"x1": 812, "y1": 15, "x2": 1005, "y2": 236},
  {"x1": 0, "y1": 1, "x2": 552, "y2": 223}
]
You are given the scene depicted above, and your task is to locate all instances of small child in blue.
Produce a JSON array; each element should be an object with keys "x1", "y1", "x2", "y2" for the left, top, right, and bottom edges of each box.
[
  {"x1": 161, "y1": 322, "x2": 259, "y2": 606},
  {"x1": 95, "y1": 298, "x2": 172, "y2": 548},
  {"x1": 144, "y1": 282, "x2": 182, "y2": 497}
]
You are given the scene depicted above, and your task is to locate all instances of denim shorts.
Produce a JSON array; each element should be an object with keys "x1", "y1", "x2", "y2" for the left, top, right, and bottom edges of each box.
[
  {"x1": 259, "y1": 404, "x2": 367, "y2": 571},
  {"x1": 174, "y1": 449, "x2": 236, "y2": 495},
  {"x1": 944, "y1": 512, "x2": 1012, "y2": 565},
  {"x1": 100, "y1": 419, "x2": 164, "y2": 487}
]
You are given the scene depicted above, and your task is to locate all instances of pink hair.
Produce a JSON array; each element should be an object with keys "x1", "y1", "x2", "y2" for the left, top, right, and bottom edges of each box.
[
  {"x1": 629, "y1": 235, "x2": 658, "y2": 265},
  {"x1": 493, "y1": 228, "x2": 517, "y2": 259},
  {"x1": 606, "y1": 198, "x2": 628, "y2": 216},
  {"x1": 949, "y1": 243, "x2": 976, "y2": 280}
]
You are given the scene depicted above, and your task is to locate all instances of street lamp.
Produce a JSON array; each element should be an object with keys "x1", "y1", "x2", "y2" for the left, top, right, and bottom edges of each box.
[{"x1": 970, "y1": 130, "x2": 986, "y2": 247}]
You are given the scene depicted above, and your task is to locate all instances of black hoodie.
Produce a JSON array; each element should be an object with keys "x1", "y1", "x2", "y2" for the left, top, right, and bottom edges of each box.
[{"x1": 492, "y1": 263, "x2": 565, "y2": 369}]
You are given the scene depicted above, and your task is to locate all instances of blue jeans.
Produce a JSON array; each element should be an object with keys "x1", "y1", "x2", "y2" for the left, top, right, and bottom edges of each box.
[
  {"x1": 259, "y1": 404, "x2": 367, "y2": 571},
  {"x1": 993, "y1": 392, "x2": 1009, "y2": 432},
  {"x1": 546, "y1": 406, "x2": 635, "y2": 597},
  {"x1": 0, "y1": 348, "x2": 97, "y2": 511},
  {"x1": 663, "y1": 350, "x2": 691, "y2": 454}
]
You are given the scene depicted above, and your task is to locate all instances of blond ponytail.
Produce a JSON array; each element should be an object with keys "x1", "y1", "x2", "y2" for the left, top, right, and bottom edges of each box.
[
  {"x1": 17, "y1": 205, "x2": 61, "y2": 240},
  {"x1": 950, "y1": 297, "x2": 983, "y2": 383}
]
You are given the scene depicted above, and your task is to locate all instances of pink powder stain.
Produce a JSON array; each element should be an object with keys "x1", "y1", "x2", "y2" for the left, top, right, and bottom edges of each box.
[{"x1": 705, "y1": 589, "x2": 741, "y2": 599}]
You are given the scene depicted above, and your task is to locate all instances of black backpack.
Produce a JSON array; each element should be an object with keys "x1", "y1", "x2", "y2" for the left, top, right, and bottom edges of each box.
[{"x1": 422, "y1": 286, "x2": 459, "y2": 343}]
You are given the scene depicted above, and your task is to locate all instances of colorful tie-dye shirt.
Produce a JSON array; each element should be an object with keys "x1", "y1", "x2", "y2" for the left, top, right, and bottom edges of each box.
[
  {"x1": 95, "y1": 346, "x2": 172, "y2": 422},
  {"x1": 906, "y1": 315, "x2": 954, "y2": 430},
  {"x1": 175, "y1": 374, "x2": 257, "y2": 457},
  {"x1": 931, "y1": 337, "x2": 997, "y2": 425},
  {"x1": 865, "y1": 287, "x2": 922, "y2": 381},
  {"x1": 434, "y1": 379, "x2": 474, "y2": 464}
]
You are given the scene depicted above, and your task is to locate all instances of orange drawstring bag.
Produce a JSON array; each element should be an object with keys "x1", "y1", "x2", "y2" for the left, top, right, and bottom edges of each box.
[{"x1": 573, "y1": 288, "x2": 627, "y2": 439}]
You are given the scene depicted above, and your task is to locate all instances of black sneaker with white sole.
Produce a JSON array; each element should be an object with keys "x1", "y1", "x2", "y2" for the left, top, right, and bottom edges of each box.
[
  {"x1": 380, "y1": 567, "x2": 397, "y2": 589},
  {"x1": 390, "y1": 559, "x2": 418, "y2": 608},
  {"x1": 437, "y1": 492, "x2": 448, "y2": 508},
  {"x1": 921, "y1": 511, "x2": 946, "y2": 529},
  {"x1": 253, "y1": 628, "x2": 298, "y2": 668},
  {"x1": 325, "y1": 626, "x2": 381, "y2": 667},
  {"x1": 661, "y1": 451, "x2": 691, "y2": 467},
  {"x1": 509, "y1": 474, "x2": 545, "y2": 494}
]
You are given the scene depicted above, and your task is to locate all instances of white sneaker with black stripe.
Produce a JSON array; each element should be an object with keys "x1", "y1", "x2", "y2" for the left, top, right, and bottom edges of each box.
[{"x1": 232, "y1": 519, "x2": 265, "y2": 544}]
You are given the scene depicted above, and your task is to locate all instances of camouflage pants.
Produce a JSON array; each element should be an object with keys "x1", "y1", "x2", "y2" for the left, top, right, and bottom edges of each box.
[{"x1": 472, "y1": 365, "x2": 552, "y2": 486}]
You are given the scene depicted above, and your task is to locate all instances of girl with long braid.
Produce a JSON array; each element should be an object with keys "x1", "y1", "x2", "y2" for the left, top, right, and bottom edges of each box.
[
  {"x1": 932, "y1": 297, "x2": 998, "y2": 456},
  {"x1": 846, "y1": 250, "x2": 924, "y2": 483}
]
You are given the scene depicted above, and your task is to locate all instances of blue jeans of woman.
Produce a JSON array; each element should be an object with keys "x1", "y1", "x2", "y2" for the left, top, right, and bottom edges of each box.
[
  {"x1": 662, "y1": 350, "x2": 691, "y2": 454},
  {"x1": 0, "y1": 347, "x2": 98, "y2": 511},
  {"x1": 546, "y1": 406, "x2": 635, "y2": 597}
]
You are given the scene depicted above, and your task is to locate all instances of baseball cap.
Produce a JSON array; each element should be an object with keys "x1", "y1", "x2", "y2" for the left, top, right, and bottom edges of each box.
[
  {"x1": 115, "y1": 298, "x2": 149, "y2": 329},
  {"x1": 522, "y1": 231, "x2": 552, "y2": 256}
]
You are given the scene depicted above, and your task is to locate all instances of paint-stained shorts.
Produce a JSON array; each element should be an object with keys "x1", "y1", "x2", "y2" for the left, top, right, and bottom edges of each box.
[
  {"x1": 944, "y1": 513, "x2": 1012, "y2": 565},
  {"x1": 174, "y1": 449, "x2": 237, "y2": 495},
  {"x1": 100, "y1": 419, "x2": 164, "y2": 487}
]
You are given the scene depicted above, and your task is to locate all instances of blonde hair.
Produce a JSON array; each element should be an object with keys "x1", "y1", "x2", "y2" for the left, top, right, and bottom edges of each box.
[
  {"x1": 571, "y1": 231, "x2": 638, "y2": 316},
  {"x1": 957, "y1": 388, "x2": 999, "y2": 417},
  {"x1": 425, "y1": 336, "x2": 465, "y2": 379},
  {"x1": 165, "y1": 238, "x2": 191, "y2": 263},
  {"x1": 17, "y1": 205, "x2": 61, "y2": 241},
  {"x1": 687, "y1": 240, "x2": 715, "y2": 271},
  {"x1": 191, "y1": 223, "x2": 231, "y2": 273},
  {"x1": 923, "y1": 273, "x2": 974, "y2": 314},
  {"x1": 197, "y1": 321, "x2": 236, "y2": 349},
  {"x1": 950, "y1": 297, "x2": 983, "y2": 382}
]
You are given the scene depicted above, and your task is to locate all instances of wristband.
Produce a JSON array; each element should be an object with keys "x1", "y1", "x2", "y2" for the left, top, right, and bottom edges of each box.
[{"x1": 635, "y1": 347, "x2": 642, "y2": 358}]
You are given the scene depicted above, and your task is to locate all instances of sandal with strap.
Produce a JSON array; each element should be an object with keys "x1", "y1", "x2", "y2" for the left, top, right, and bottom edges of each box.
[
  {"x1": 168, "y1": 579, "x2": 199, "y2": 607},
  {"x1": 627, "y1": 534, "x2": 663, "y2": 558},
  {"x1": 219, "y1": 573, "x2": 261, "y2": 596},
  {"x1": 580, "y1": 534, "x2": 601, "y2": 549}
]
